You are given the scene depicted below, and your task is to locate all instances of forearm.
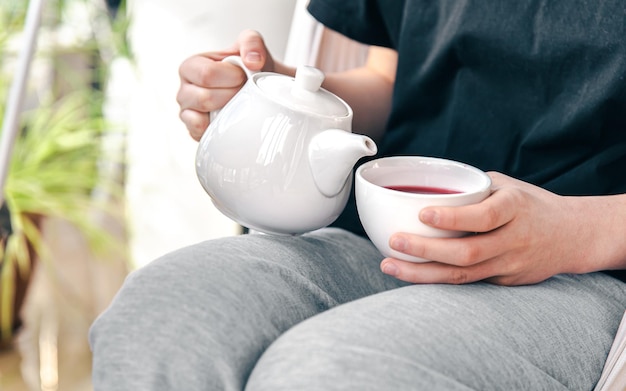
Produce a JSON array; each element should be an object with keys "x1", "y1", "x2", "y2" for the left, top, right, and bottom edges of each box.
[{"x1": 323, "y1": 67, "x2": 393, "y2": 142}]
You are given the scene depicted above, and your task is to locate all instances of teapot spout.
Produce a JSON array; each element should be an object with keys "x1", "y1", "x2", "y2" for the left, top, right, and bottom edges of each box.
[{"x1": 309, "y1": 129, "x2": 377, "y2": 197}]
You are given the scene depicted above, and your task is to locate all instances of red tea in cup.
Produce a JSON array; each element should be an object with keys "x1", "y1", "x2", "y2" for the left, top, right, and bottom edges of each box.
[{"x1": 384, "y1": 185, "x2": 462, "y2": 195}]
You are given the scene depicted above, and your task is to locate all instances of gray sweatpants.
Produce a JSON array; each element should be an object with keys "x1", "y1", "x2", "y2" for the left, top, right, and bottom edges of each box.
[{"x1": 89, "y1": 228, "x2": 626, "y2": 390}]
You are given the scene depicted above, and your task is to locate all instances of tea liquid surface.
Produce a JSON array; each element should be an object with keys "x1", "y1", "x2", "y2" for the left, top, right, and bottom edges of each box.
[{"x1": 384, "y1": 185, "x2": 462, "y2": 195}]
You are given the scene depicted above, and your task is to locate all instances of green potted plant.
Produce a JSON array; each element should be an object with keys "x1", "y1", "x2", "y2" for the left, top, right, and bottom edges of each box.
[{"x1": 0, "y1": 0, "x2": 128, "y2": 346}]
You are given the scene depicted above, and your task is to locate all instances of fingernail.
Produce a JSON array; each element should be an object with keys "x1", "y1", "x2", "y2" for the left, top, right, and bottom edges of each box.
[
  {"x1": 390, "y1": 236, "x2": 407, "y2": 251},
  {"x1": 245, "y1": 51, "x2": 262, "y2": 63},
  {"x1": 420, "y1": 209, "x2": 439, "y2": 225},
  {"x1": 382, "y1": 262, "x2": 399, "y2": 277}
]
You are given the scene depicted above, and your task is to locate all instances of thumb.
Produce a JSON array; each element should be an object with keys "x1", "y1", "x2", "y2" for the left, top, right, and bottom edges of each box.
[{"x1": 236, "y1": 29, "x2": 273, "y2": 72}]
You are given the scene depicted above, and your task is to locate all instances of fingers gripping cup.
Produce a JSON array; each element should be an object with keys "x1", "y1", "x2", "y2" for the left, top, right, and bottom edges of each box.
[{"x1": 355, "y1": 156, "x2": 492, "y2": 263}]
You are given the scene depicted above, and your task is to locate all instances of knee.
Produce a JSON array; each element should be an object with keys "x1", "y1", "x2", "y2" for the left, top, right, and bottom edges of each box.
[
  {"x1": 245, "y1": 305, "x2": 409, "y2": 391},
  {"x1": 89, "y1": 240, "x2": 241, "y2": 346},
  {"x1": 89, "y1": 234, "x2": 338, "y2": 350}
]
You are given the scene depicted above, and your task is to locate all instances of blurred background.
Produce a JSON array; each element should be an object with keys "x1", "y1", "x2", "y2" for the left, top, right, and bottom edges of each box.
[{"x1": 0, "y1": 0, "x2": 367, "y2": 389}]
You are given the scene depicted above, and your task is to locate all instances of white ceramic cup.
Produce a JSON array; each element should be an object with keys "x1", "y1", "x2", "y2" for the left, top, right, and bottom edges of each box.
[{"x1": 355, "y1": 156, "x2": 492, "y2": 262}]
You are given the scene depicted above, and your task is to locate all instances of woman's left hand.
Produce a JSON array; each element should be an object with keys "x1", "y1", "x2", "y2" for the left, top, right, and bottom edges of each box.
[{"x1": 380, "y1": 172, "x2": 626, "y2": 286}]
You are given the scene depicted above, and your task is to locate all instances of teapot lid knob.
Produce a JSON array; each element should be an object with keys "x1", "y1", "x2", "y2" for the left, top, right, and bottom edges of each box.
[{"x1": 295, "y1": 66, "x2": 325, "y2": 92}]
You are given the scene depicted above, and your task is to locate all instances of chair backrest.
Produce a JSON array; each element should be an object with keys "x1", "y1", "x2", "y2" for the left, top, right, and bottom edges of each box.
[{"x1": 284, "y1": 0, "x2": 369, "y2": 72}]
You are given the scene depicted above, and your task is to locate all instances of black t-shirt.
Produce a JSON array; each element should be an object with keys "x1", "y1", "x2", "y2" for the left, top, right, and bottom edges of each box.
[{"x1": 308, "y1": 0, "x2": 626, "y2": 281}]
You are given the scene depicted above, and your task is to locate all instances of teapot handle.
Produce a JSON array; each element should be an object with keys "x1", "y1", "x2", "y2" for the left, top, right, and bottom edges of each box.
[
  {"x1": 221, "y1": 55, "x2": 257, "y2": 78},
  {"x1": 209, "y1": 56, "x2": 257, "y2": 122}
]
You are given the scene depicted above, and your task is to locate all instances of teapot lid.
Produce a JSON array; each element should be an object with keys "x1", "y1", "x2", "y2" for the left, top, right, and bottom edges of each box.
[{"x1": 255, "y1": 66, "x2": 350, "y2": 117}]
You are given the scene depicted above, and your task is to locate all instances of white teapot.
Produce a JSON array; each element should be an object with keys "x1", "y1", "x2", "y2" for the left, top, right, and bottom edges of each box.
[{"x1": 196, "y1": 56, "x2": 377, "y2": 235}]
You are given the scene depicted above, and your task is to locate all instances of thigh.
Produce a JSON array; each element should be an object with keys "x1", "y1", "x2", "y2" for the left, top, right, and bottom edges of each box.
[
  {"x1": 89, "y1": 228, "x2": 406, "y2": 391},
  {"x1": 246, "y1": 273, "x2": 626, "y2": 391}
]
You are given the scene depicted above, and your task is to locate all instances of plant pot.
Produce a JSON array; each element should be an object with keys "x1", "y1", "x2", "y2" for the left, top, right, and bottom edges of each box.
[{"x1": 0, "y1": 203, "x2": 37, "y2": 349}]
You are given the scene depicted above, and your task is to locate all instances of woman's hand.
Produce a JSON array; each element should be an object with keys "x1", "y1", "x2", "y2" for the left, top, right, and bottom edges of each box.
[
  {"x1": 176, "y1": 30, "x2": 285, "y2": 141},
  {"x1": 380, "y1": 172, "x2": 626, "y2": 286}
]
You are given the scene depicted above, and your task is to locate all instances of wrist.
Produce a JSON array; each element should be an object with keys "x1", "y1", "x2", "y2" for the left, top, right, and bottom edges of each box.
[{"x1": 572, "y1": 194, "x2": 626, "y2": 274}]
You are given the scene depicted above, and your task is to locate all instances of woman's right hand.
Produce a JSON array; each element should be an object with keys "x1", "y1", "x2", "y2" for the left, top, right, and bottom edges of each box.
[{"x1": 176, "y1": 29, "x2": 277, "y2": 141}]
